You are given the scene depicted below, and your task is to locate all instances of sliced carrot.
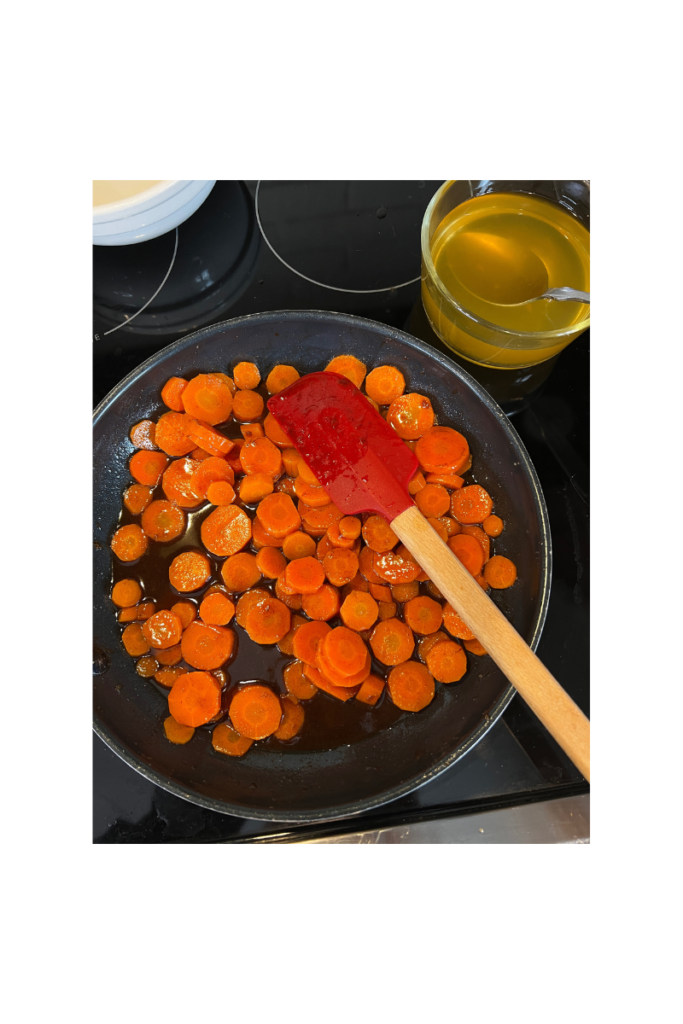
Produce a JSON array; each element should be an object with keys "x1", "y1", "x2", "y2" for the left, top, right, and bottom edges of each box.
[
  {"x1": 155, "y1": 643, "x2": 183, "y2": 666},
  {"x1": 235, "y1": 588, "x2": 270, "y2": 627},
  {"x1": 359, "y1": 545, "x2": 382, "y2": 584},
  {"x1": 378, "y1": 600, "x2": 397, "y2": 621},
  {"x1": 362, "y1": 514, "x2": 399, "y2": 553},
  {"x1": 408, "y1": 470, "x2": 427, "y2": 495},
  {"x1": 136, "y1": 655, "x2": 158, "y2": 677},
  {"x1": 391, "y1": 581, "x2": 419, "y2": 603},
  {"x1": 119, "y1": 604, "x2": 143, "y2": 622},
  {"x1": 232, "y1": 389, "x2": 265, "y2": 422},
  {"x1": 201, "y1": 505, "x2": 252, "y2": 556},
  {"x1": 301, "y1": 583, "x2": 340, "y2": 621},
  {"x1": 284, "y1": 660, "x2": 318, "y2": 700},
  {"x1": 387, "y1": 393, "x2": 434, "y2": 439},
  {"x1": 461, "y1": 524, "x2": 490, "y2": 562},
  {"x1": 181, "y1": 621, "x2": 235, "y2": 669},
  {"x1": 426, "y1": 472, "x2": 464, "y2": 489},
  {"x1": 277, "y1": 613, "x2": 307, "y2": 656},
  {"x1": 300, "y1": 502, "x2": 343, "y2": 531},
  {"x1": 338, "y1": 516, "x2": 361, "y2": 540},
  {"x1": 276, "y1": 476, "x2": 296, "y2": 496},
  {"x1": 266, "y1": 364, "x2": 300, "y2": 394},
  {"x1": 191, "y1": 446, "x2": 213, "y2": 462},
  {"x1": 442, "y1": 603, "x2": 476, "y2": 641},
  {"x1": 417, "y1": 631, "x2": 449, "y2": 663},
  {"x1": 135, "y1": 601, "x2": 156, "y2": 621},
  {"x1": 415, "y1": 426, "x2": 469, "y2": 474},
  {"x1": 403, "y1": 595, "x2": 443, "y2": 635},
  {"x1": 282, "y1": 531, "x2": 316, "y2": 561},
  {"x1": 207, "y1": 480, "x2": 235, "y2": 505},
  {"x1": 240, "y1": 422, "x2": 265, "y2": 441},
  {"x1": 293, "y1": 477, "x2": 332, "y2": 507},
  {"x1": 369, "y1": 618, "x2": 415, "y2": 666},
  {"x1": 483, "y1": 555, "x2": 517, "y2": 589},
  {"x1": 169, "y1": 670, "x2": 222, "y2": 726},
  {"x1": 129, "y1": 419, "x2": 157, "y2": 449},
  {"x1": 244, "y1": 595, "x2": 291, "y2": 644},
  {"x1": 365, "y1": 365, "x2": 405, "y2": 405},
  {"x1": 212, "y1": 723, "x2": 253, "y2": 756},
  {"x1": 315, "y1": 534, "x2": 335, "y2": 558},
  {"x1": 123, "y1": 484, "x2": 154, "y2": 515},
  {"x1": 340, "y1": 591, "x2": 379, "y2": 631},
  {"x1": 475, "y1": 575, "x2": 490, "y2": 592},
  {"x1": 229, "y1": 684, "x2": 281, "y2": 739},
  {"x1": 171, "y1": 601, "x2": 197, "y2": 629},
  {"x1": 343, "y1": 573, "x2": 370, "y2": 596},
  {"x1": 373, "y1": 549, "x2": 421, "y2": 585},
  {"x1": 200, "y1": 592, "x2": 235, "y2": 625},
  {"x1": 483, "y1": 514, "x2": 504, "y2": 537},
  {"x1": 240, "y1": 436, "x2": 283, "y2": 477},
  {"x1": 427, "y1": 517, "x2": 449, "y2": 543},
  {"x1": 256, "y1": 492, "x2": 301, "y2": 537},
  {"x1": 282, "y1": 449, "x2": 302, "y2": 476},
  {"x1": 154, "y1": 412, "x2": 195, "y2": 457},
  {"x1": 426, "y1": 581, "x2": 443, "y2": 600},
  {"x1": 464, "y1": 638, "x2": 487, "y2": 656},
  {"x1": 274, "y1": 697, "x2": 305, "y2": 740},
  {"x1": 226, "y1": 439, "x2": 245, "y2": 475},
  {"x1": 438, "y1": 516, "x2": 461, "y2": 537},
  {"x1": 387, "y1": 662, "x2": 435, "y2": 711},
  {"x1": 274, "y1": 575, "x2": 302, "y2": 609},
  {"x1": 256, "y1": 545, "x2": 287, "y2": 580},
  {"x1": 169, "y1": 551, "x2": 212, "y2": 592},
  {"x1": 426, "y1": 639, "x2": 468, "y2": 683},
  {"x1": 323, "y1": 547, "x2": 360, "y2": 586},
  {"x1": 141, "y1": 500, "x2": 186, "y2": 542},
  {"x1": 161, "y1": 457, "x2": 203, "y2": 507},
  {"x1": 285, "y1": 555, "x2": 325, "y2": 594},
  {"x1": 355, "y1": 673, "x2": 385, "y2": 706},
  {"x1": 263, "y1": 412, "x2": 294, "y2": 448},
  {"x1": 156, "y1": 667, "x2": 186, "y2": 688},
  {"x1": 129, "y1": 450, "x2": 169, "y2": 486},
  {"x1": 252, "y1": 516, "x2": 285, "y2": 549},
  {"x1": 112, "y1": 579, "x2": 142, "y2": 608},
  {"x1": 316, "y1": 646, "x2": 371, "y2": 688},
  {"x1": 297, "y1": 461, "x2": 321, "y2": 487},
  {"x1": 238, "y1": 473, "x2": 273, "y2": 504},
  {"x1": 161, "y1": 377, "x2": 189, "y2": 412},
  {"x1": 184, "y1": 418, "x2": 233, "y2": 458},
  {"x1": 448, "y1": 534, "x2": 485, "y2": 577},
  {"x1": 121, "y1": 622, "x2": 149, "y2": 656},
  {"x1": 303, "y1": 663, "x2": 358, "y2": 701},
  {"x1": 164, "y1": 715, "x2": 195, "y2": 744},
  {"x1": 325, "y1": 354, "x2": 367, "y2": 389},
  {"x1": 142, "y1": 610, "x2": 183, "y2": 649},
  {"x1": 111, "y1": 524, "x2": 148, "y2": 562},
  {"x1": 451, "y1": 484, "x2": 493, "y2": 524},
  {"x1": 369, "y1": 583, "x2": 392, "y2": 603},
  {"x1": 181, "y1": 373, "x2": 233, "y2": 425},
  {"x1": 415, "y1": 483, "x2": 451, "y2": 518},
  {"x1": 232, "y1": 361, "x2": 261, "y2": 390},
  {"x1": 212, "y1": 372, "x2": 237, "y2": 396},
  {"x1": 293, "y1": 620, "x2": 331, "y2": 665},
  {"x1": 221, "y1": 552, "x2": 262, "y2": 592}
]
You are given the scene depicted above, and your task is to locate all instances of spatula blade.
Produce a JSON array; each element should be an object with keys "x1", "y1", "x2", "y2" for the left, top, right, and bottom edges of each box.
[{"x1": 267, "y1": 372, "x2": 417, "y2": 521}]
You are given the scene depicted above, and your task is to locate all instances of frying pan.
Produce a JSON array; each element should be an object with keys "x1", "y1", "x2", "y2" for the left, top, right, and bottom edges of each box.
[{"x1": 93, "y1": 310, "x2": 551, "y2": 823}]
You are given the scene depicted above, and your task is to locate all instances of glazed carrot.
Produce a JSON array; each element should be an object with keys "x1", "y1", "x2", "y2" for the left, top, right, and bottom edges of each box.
[
  {"x1": 233, "y1": 362, "x2": 261, "y2": 390},
  {"x1": 240, "y1": 422, "x2": 265, "y2": 441},
  {"x1": 155, "y1": 667, "x2": 186, "y2": 688},
  {"x1": 461, "y1": 524, "x2": 490, "y2": 562},
  {"x1": 238, "y1": 473, "x2": 273, "y2": 504},
  {"x1": 212, "y1": 372, "x2": 237, "y2": 396},
  {"x1": 464, "y1": 638, "x2": 487, "y2": 656},
  {"x1": 161, "y1": 457, "x2": 203, "y2": 507},
  {"x1": 340, "y1": 591, "x2": 379, "y2": 631},
  {"x1": 483, "y1": 514, "x2": 504, "y2": 537},
  {"x1": 302, "y1": 663, "x2": 359, "y2": 701},
  {"x1": 221, "y1": 552, "x2": 262, "y2": 592},
  {"x1": 362, "y1": 514, "x2": 398, "y2": 553},
  {"x1": 407, "y1": 469, "x2": 427, "y2": 495},
  {"x1": 235, "y1": 588, "x2": 270, "y2": 627},
  {"x1": 438, "y1": 516, "x2": 461, "y2": 537},
  {"x1": 201, "y1": 505, "x2": 252, "y2": 556},
  {"x1": 426, "y1": 473, "x2": 464, "y2": 489},
  {"x1": 277, "y1": 613, "x2": 307, "y2": 656},
  {"x1": 141, "y1": 500, "x2": 186, "y2": 542},
  {"x1": 282, "y1": 449, "x2": 302, "y2": 476},
  {"x1": 355, "y1": 673, "x2": 385, "y2": 706},
  {"x1": 282, "y1": 531, "x2": 316, "y2": 560},
  {"x1": 451, "y1": 484, "x2": 493, "y2": 524},
  {"x1": 370, "y1": 618, "x2": 415, "y2": 666},
  {"x1": 121, "y1": 623, "x2": 150, "y2": 656},
  {"x1": 181, "y1": 621, "x2": 235, "y2": 669},
  {"x1": 154, "y1": 412, "x2": 195, "y2": 457},
  {"x1": 301, "y1": 583, "x2": 340, "y2": 621},
  {"x1": 169, "y1": 551, "x2": 212, "y2": 592},
  {"x1": 417, "y1": 631, "x2": 449, "y2": 663},
  {"x1": 284, "y1": 660, "x2": 318, "y2": 700},
  {"x1": 200, "y1": 592, "x2": 236, "y2": 625},
  {"x1": 142, "y1": 610, "x2": 183, "y2": 649},
  {"x1": 181, "y1": 373, "x2": 233, "y2": 425},
  {"x1": 256, "y1": 546, "x2": 287, "y2": 580},
  {"x1": 415, "y1": 483, "x2": 451, "y2": 518},
  {"x1": 475, "y1": 575, "x2": 490, "y2": 592},
  {"x1": 387, "y1": 662, "x2": 435, "y2": 712},
  {"x1": 118, "y1": 600, "x2": 154, "y2": 622},
  {"x1": 403, "y1": 595, "x2": 443, "y2": 634},
  {"x1": 323, "y1": 548, "x2": 359, "y2": 586},
  {"x1": 326, "y1": 520, "x2": 355, "y2": 549},
  {"x1": 390, "y1": 581, "x2": 419, "y2": 603},
  {"x1": 129, "y1": 450, "x2": 169, "y2": 487},
  {"x1": 256, "y1": 492, "x2": 301, "y2": 537},
  {"x1": 378, "y1": 601, "x2": 397, "y2": 621},
  {"x1": 111, "y1": 524, "x2": 148, "y2": 562},
  {"x1": 263, "y1": 412, "x2": 294, "y2": 448},
  {"x1": 358, "y1": 545, "x2": 383, "y2": 584},
  {"x1": 206, "y1": 481, "x2": 235, "y2": 505},
  {"x1": 229, "y1": 684, "x2": 281, "y2": 739},
  {"x1": 317, "y1": 646, "x2": 371, "y2": 688},
  {"x1": 373, "y1": 548, "x2": 421, "y2": 585},
  {"x1": 276, "y1": 477, "x2": 296, "y2": 497},
  {"x1": 232, "y1": 389, "x2": 265, "y2": 422},
  {"x1": 240, "y1": 436, "x2": 283, "y2": 477},
  {"x1": 483, "y1": 555, "x2": 517, "y2": 589},
  {"x1": 297, "y1": 461, "x2": 321, "y2": 487},
  {"x1": 266, "y1": 364, "x2": 300, "y2": 394},
  {"x1": 314, "y1": 536, "x2": 334, "y2": 562},
  {"x1": 191, "y1": 446, "x2": 213, "y2": 461},
  {"x1": 123, "y1": 484, "x2": 154, "y2": 515},
  {"x1": 325, "y1": 354, "x2": 367, "y2": 389},
  {"x1": 442, "y1": 603, "x2": 476, "y2": 641},
  {"x1": 171, "y1": 601, "x2": 197, "y2": 629},
  {"x1": 226, "y1": 439, "x2": 245, "y2": 474},
  {"x1": 365, "y1": 365, "x2": 405, "y2": 405},
  {"x1": 136, "y1": 655, "x2": 159, "y2": 677},
  {"x1": 112, "y1": 579, "x2": 142, "y2": 608},
  {"x1": 169, "y1": 670, "x2": 222, "y2": 727},
  {"x1": 426, "y1": 581, "x2": 444, "y2": 599},
  {"x1": 448, "y1": 534, "x2": 485, "y2": 577},
  {"x1": 285, "y1": 555, "x2": 325, "y2": 594},
  {"x1": 426, "y1": 639, "x2": 468, "y2": 683},
  {"x1": 274, "y1": 697, "x2": 305, "y2": 740},
  {"x1": 293, "y1": 478, "x2": 331, "y2": 507},
  {"x1": 427, "y1": 517, "x2": 449, "y2": 543},
  {"x1": 118, "y1": 604, "x2": 140, "y2": 622},
  {"x1": 275, "y1": 577, "x2": 302, "y2": 606},
  {"x1": 244, "y1": 595, "x2": 291, "y2": 644},
  {"x1": 300, "y1": 502, "x2": 343, "y2": 531},
  {"x1": 155, "y1": 643, "x2": 183, "y2": 666},
  {"x1": 129, "y1": 419, "x2": 157, "y2": 449},
  {"x1": 338, "y1": 516, "x2": 362, "y2": 540},
  {"x1": 292, "y1": 620, "x2": 331, "y2": 665},
  {"x1": 415, "y1": 426, "x2": 469, "y2": 474},
  {"x1": 341, "y1": 574, "x2": 370, "y2": 599},
  {"x1": 161, "y1": 377, "x2": 189, "y2": 412},
  {"x1": 164, "y1": 715, "x2": 195, "y2": 744},
  {"x1": 185, "y1": 418, "x2": 234, "y2": 457},
  {"x1": 369, "y1": 583, "x2": 392, "y2": 603},
  {"x1": 212, "y1": 723, "x2": 253, "y2": 756},
  {"x1": 387, "y1": 393, "x2": 434, "y2": 439}
]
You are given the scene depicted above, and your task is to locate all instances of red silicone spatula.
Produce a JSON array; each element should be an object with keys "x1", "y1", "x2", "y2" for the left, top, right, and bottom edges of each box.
[{"x1": 268, "y1": 371, "x2": 590, "y2": 781}]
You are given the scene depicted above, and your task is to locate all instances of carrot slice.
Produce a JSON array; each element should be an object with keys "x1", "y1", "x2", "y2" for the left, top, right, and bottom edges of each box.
[
  {"x1": 274, "y1": 575, "x2": 303, "y2": 610},
  {"x1": 119, "y1": 604, "x2": 143, "y2": 622},
  {"x1": 232, "y1": 389, "x2": 265, "y2": 422},
  {"x1": 451, "y1": 485, "x2": 493, "y2": 524},
  {"x1": 181, "y1": 373, "x2": 233, "y2": 425},
  {"x1": 263, "y1": 412, "x2": 294, "y2": 448},
  {"x1": 408, "y1": 470, "x2": 427, "y2": 495},
  {"x1": 244, "y1": 595, "x2": 291, "y2": 644},
  {"x1": 426, "y1": 518, "x2": 448, "y2": 543},
  {"x1": 184, "y1": 420, "x2": 233, "y2": 460},
  {"x1": 212, "y1": 723, "x2": 253, "y2": 757},
  {"x1": 142, "y1": 610, "x2": 183, "y2": 650},
  {"x1": 316, "y1": 646, "x2": 371, "y2": 688},
  {"x1": 390, "y1": 581, "x2": 420, "y2": 603},
  {"x1": 284, "y1": 660, "x2": 318, "y2": 700},
  {"x1": 482, "y1": 515, "x2": 504, "y2": 537},
  {"x1": 282, "y1": 449, "x2": 302, "y2": 476},
  {"x1": 483, "y1": 555, "x2": 517, "y2": 589},
  {"x1": 233, "y1": 362, "x2": 261, "y2": 390},
  {"x1": 112, "y1": 579, "x2": 142, "y2": 608},
  {"x1": 155, "y1": 643, "x2": 183, "y2": 666},
  {"x1": 373, "y1": 548, "x2": 421, "y2": 585},
  {"x1": 293, "y1": 478, "x2": 331, "y2": 507},
  {"x1": 285, "y1": 555, "x2": 325, "y2": 594},
  {"x1": 387, "y1": 662, "x2": 435, "y2": 711},
  {"x1": 415, "y1": 426, "x2": 469, "y2": 474},
  {"x1": 191, "y1": 446, "x2": 214, "y2": 462},
  {"x1": 415, "y1": 483, "x2": 451, "y2": 518},
  {"x1": 464, "y1": 638, "x2": 487, "y2": 656},
  {"x1": 156, "y1": 667, "x2": 186, "y2": 688},
  {"x1": 282, "y1": 531, "x2": 316, "y2": 560},
  {"x1": 325, "y1": 521, "x2": 355, "y2": 549},
  {"x1": 417, "y1": 631, "x2": 449, "y2": 663},
  {"x1": 266, "y1": 364, "x2": 300, "y2": 394},
  {"x1": 169, "y1": 670, "x2": 222, "y2": 727},
  {"x1": 121, "y1": 622, "x2": 150, "y2": 656},
  {"x1": 235, "y1": 588, "x2": 270, "y2": 627},
  {"x1": 378, "y1": 600, "x2": 397, "y2": 621},
  {"x1": 229, "y1": 684, "x2": 281, "y2": 739},
  {"x1": 123, "y1": 484, "x2": 154, "y2": 515},
  {"x1": 323, "y1": 548, "x2": 359, "y2": 586},
  {"x1": 201, "y1": 505, "x2": 252, "y2": 556},
  {"x1": 338, "y1": 516, "x2": 362, "y2": 540},
  {"x1": 226, "y1": 439, "x2": 246, "y2": 475},
  {"x1": 129, "y1": 450, "x2": 169, "y2": 486},
  {"x1": 301, "y1": 583, "x2": 340, "y2": 621},
  {"x1": 276, "y1": 477, "x2": 296, "y2": 497},
  {"x1": 277, "y1": 613, "x2": 307, "y2": 656},
  {"x1": 238, "y1": 473, "x2": 274, "y2": 504},
  {"x1": 161, "y1": 377, "x2": 189, "y2": 412},
  {"x1": 324, "y1": 354, "x2": 367, "y2": 389},
  {"x1": 426, "y1": 639, "x2": 468, "y2": 683},
  {"x1": 362, "y1": 514, "x2": 399, "y2": 553},
  {"x1": 134, "y1": 601, "x2": 156, "y2": 621},
  {"x1": 355, "y1": 673, "x2": 385, "y2": 706},
  {"x1": 321, "y1": 626, "x2": 368, "y2": 677},
  {"x1": 300, "y1": 502, "x2": 343, "y2": 531},
  {"x1": 292, "y1": 620, "x2": 331, "y2": 665},
  {"x1": 365, "y1": 365, "x2": 405, "y2": 405},
  {"x1": 426, "y1": 473, "x2": 464, "y2": 489},
  {"x1": 164, "y1": 715, "x2": 195, "y2": 744},
  {"x1": 256, "y1": 545, "x2": 287, "y2": 579},
  {"x1": 221, "y1": 552, "x2": 262, "y2": 592},
  {"x1": 369, "y1": 619, "x2": 415, "y2": 666},
  {"x1": 162, "y1": 457, "x2": 203, "y2": 507},
  {"x1": 274, "y1": 697, "x2": 305, "y2": 740},
  {"x1": 340, "y1": 591, "x2": 379, "y2": 631},
  {"x1": 359, "y1": 545, "x2": 382, "y2": 584},
  {"x1": 315, "y1": 534, "x2": 335, "y2": 559},
  {"x1": 402, "y1": 595, "x2": 442, "y2": 635},
  {"x1": 170, "y1": 602, "x2": 196, "y2": 631},
  {"x1": 155, "y1": 412, "x2": 195, "y2": 457},
  {"x1": 448, "y1": 534, "x2": 485, "y2": 577},
  {"x1": 207, "y1": 480, "x2": 236, "y2": 505},
  {"x1": 241, "y1": 422, "x2": 265, "y2": 441},
  {"x1": 387, "y1": 393, "x2": 434, "y2": 439},
  {"x1": 302, "y1": 664, "x2": 359, "y2": 701},
  {"x1": 369, "y1": 583, "x2": 392, "y2": 603},
  {"x1": 256, "y1": 492, "x2": 301, "y2": 537},
  {"x1": 460, "y1": 524, "x2": 490, "y2": 562},
  {"x1": 169, "y1": 551, "x2": 212, "y2": 592},
  {"x1": 438, "y1": 516, "x2": 461, "y2": 537},
  {"x1": 140, "y1": 500, "x2": 186, "y2": 542},
  {"x1": 297, "y1": 461, "x2": 321, "y2": 487},
  {"x1": 111, "y1": 524, "x2": 148, "y2": 562},
  {"x1": 129, "y1": 419, "x2": 157, "y2": 451},
  {"x1": 240, "y1": 436, "x2": 283, "y2": 477},
  {"x1": 442, "y1": 603, "x2": 476, "y2": 641},
  {"x1": 200, "y1": 592, "x2": 235, "y2": 625},
  {"x1": 181, "y1": 621, "x2": 235, "y2": 669}
]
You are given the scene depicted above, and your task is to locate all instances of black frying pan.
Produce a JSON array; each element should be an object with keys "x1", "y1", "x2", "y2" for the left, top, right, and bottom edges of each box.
[{"x1": 93, "y1": 311, "x2": 551, "y2": 822}]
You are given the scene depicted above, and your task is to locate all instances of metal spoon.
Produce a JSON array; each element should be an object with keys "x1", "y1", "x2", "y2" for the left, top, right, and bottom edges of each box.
[{"x1": 517, "y1": 286, "x2": 590, "y2": 305}]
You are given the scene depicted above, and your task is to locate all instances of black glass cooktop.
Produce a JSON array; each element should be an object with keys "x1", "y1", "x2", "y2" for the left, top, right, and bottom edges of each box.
[{"x1": 93, "y1": 180, "x2": 589, "y2": 843}]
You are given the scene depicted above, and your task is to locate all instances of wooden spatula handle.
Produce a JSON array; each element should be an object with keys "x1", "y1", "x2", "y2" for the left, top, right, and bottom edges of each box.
[{"x1": 392, "y1": 505, "x2": 590, "y2": 781}]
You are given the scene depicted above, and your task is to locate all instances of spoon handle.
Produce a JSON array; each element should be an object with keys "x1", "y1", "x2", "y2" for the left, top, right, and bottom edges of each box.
[{"x1": 543, "y1": 286, "x2": 590, "y2": 303}]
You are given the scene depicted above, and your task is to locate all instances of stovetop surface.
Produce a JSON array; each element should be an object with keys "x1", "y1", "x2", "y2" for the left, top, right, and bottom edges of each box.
[{"x1": 93, "y1": 180, "x2": 589, "y2": 843}]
